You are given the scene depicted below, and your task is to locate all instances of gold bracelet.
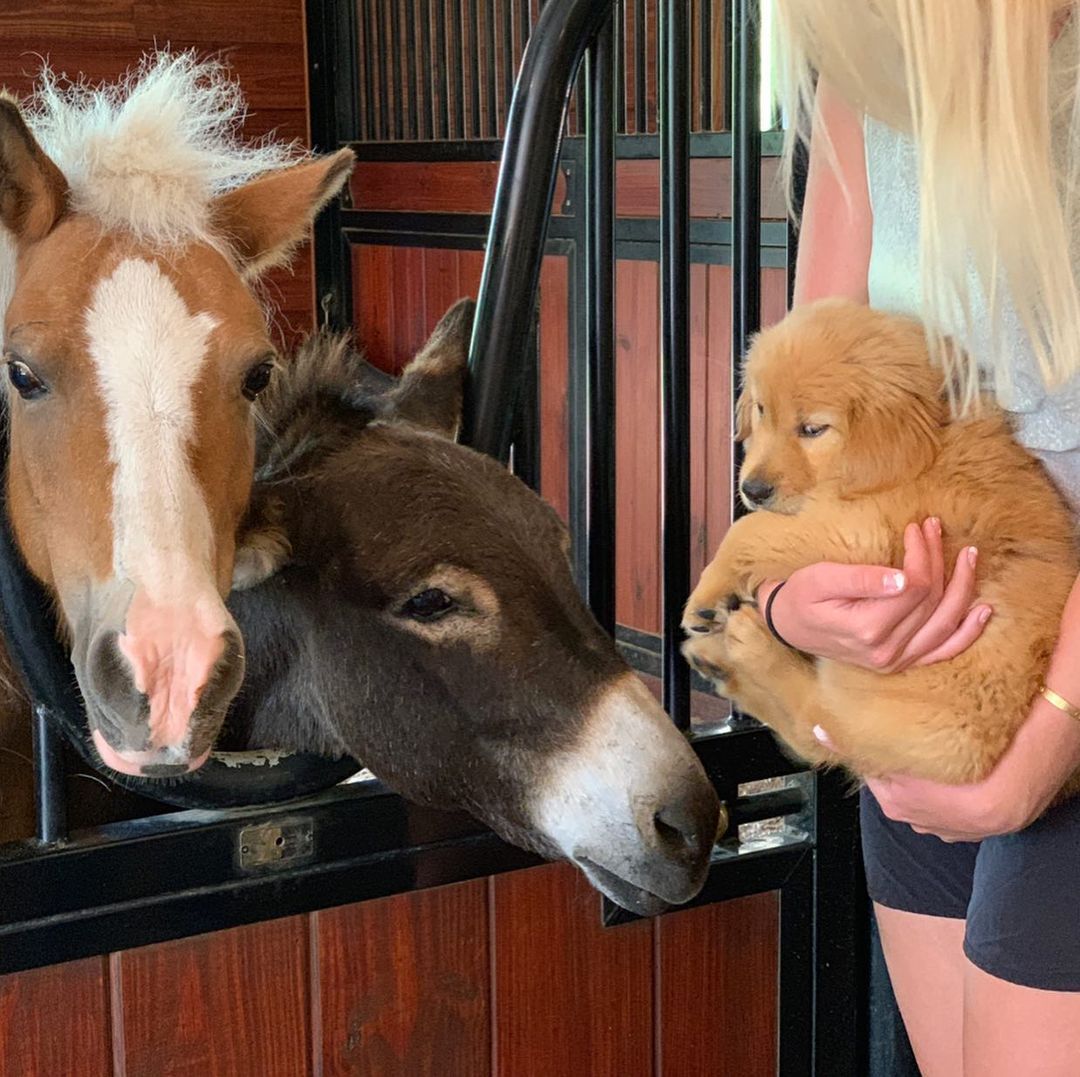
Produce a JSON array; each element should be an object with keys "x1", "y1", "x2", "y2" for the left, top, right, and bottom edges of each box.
[{"x1": 1038, "y1": 684, "x2": 1080, "y2": 722}]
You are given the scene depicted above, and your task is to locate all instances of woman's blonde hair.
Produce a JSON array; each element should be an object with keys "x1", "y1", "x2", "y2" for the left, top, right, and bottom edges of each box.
[{"x1": 773, "y1": 0, "x2": 1080, "y2": 408}]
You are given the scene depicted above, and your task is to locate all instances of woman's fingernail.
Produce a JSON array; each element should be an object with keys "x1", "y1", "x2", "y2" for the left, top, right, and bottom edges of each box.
[
  {"x1": 967, "y1": 547, "x2": 978, "y2": 568},
  {"x1": 928, "y1": 516, "x2": 941, "y2": 534},
  {"x1": 885, "y1": 571, "x2": 906, "y2": 593},
  {"x1": 978, "y1": 606, "x2": 992, "y2": 624}
]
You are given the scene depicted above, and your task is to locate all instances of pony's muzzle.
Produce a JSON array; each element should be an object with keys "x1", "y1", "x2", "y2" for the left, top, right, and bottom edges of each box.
[{"x1": 84, "y1": 613, "x2": 244, "y2": 777}]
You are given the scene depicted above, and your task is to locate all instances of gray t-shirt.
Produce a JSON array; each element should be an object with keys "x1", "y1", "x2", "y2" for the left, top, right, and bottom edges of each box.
[{"x1": 864, "y1": 92, "x2": 1080, "y2": 510}]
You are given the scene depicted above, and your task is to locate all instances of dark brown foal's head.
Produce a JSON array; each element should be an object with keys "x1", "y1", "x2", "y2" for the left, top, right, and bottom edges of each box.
[{"x1": 230, "y1": 302, "x2": 721, "y2": 914}]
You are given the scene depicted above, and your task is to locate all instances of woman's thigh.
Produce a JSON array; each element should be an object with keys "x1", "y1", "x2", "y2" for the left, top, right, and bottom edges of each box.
[{"x1": 875, "y1": 903, "x2": 966, "y2": 1077}]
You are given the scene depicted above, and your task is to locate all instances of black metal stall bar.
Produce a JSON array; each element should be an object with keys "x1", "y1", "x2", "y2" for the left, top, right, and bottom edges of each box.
[
  {"x1": 585, "y1": 8, "x2": 617, "y2": 636},
  {"x1": 659, "y1": 1, "x2": 692, "y2": 727},
  {"x1": 463, "y1": 0, "x2": 613, "y2": 459}
]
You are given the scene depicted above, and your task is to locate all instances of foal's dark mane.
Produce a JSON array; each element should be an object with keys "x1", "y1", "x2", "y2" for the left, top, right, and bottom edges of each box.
[{"x1": 253, "y1": 330, "x2": 394, "y2": 484}]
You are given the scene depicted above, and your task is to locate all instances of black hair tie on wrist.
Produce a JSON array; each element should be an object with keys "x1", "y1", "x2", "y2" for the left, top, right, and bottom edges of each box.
[{"x1": 764, "y1": 581, "x2": 793, "y2": 648}]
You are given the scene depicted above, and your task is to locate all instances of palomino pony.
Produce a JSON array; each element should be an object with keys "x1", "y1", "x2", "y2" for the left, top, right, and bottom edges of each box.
[
  {"x1": 222, "y1": 300, "x2": 721, "y2": 914},
  {"x1": 0, "y1": 54, "x2": 353, "y2": 778}
]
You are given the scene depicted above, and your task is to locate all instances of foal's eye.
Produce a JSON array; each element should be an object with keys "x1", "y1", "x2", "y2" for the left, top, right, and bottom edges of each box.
[
  {"x1": 242, "y1": 360, "x2": 275, "y2": 401},
  {"x1": 798, "y1": 422, "x2": 829, "y2": 439},
  {"x1": 400, "y1": 588, "x2": 455, "y2": 621},
  {"x1": 5, "y1": 358, "x2": 47, "y2": 401}
]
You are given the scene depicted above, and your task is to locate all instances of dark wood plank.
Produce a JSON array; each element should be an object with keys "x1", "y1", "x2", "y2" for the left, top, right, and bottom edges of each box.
[
  {"x1": 316, "y1": 881, "x2": 490, "y2": 1077},
  {"x1": 132, "y1": 0, "x2": 303, "y2": 45},
  {"x1": 657, "y1": 892, "x2": 780, "y2": 1077},
  {"x1": 0, "y1": 957, "x2": 111, "y2": 1077},
  {"x1": 615, "y1": 158, "x2": 786, "y2": 221},
  {"x1": 492, "y1": 862, "x2": 654, "y2": 1077},
  {"x1": 705, "y1": 263, "x2": 733, "y2": 563},
  {"x1": 115, "y1": 916, "x2": 310, "y2": 1077},
  {"x1": 538, "y1": 254, "x2": 570, "y2": 521},
  {"x1": 615, "y1": 258, "x2": 661, "y2": 633},
  {"x1": 395, "y1": 246, "x2": 430, "y2": 364},
  {"x1": 455, "y1": 248, "x2": 486, "y2": 299},
  {"x1": 353, "y1": 244, "x2": 399, "y2": 372},
  {"x1": 689, "y1": 262, "x2": 710, "y2": 584},
  {"x1": 350, "y1": 161, "x2": 567, "y2": 216},
  {"x1": 422, "y1": 247, "x2": 465, "y2": 337}
]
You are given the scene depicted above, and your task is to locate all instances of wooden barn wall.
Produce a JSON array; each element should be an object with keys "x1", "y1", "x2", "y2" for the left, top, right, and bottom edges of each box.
[{"x1": 0, "y1": 0, "x2": 316, "y2": 350}]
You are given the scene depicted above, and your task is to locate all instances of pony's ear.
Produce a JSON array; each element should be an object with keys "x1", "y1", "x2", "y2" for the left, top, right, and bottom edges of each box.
[
  {"x1": 388, "y1": 298, "x2": 475, "y2": 440},
  {"x1": 0, "y1": 97, "x2": 68, "y2": 244},
  {"x1": 212, "y1": 148, "x2": 354, "y2": 278}
]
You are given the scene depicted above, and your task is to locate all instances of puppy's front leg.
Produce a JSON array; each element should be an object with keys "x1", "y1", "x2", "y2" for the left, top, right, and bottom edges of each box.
[{"x1": 683, "y1": 505, "x2": 889, "y2": 635}]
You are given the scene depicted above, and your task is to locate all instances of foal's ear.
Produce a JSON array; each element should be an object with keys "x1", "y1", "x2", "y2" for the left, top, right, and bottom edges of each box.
[
  {"x1": 0, "y1": 97, "x2": 68, "y2": 244},
  {"x1": 389, "y1": 298, "x2": 475, "y2": 439},
  {"x1": 211, "y1": 148, "x2": 355, "y2": 279}
]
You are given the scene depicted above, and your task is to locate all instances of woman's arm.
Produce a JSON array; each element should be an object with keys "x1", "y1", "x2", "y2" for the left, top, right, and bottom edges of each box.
[
  {"x1": 792, "y1": 77, "x2": 872, "y2": 306},
  {"x1": 864, "y1": 577, "x2": 1080, "y2": 841}
]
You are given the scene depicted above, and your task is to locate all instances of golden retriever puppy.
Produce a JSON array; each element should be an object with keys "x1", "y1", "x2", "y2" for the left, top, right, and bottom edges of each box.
[{"x1": 682, "y1": 298, "x2": 1080, "y2": 789}]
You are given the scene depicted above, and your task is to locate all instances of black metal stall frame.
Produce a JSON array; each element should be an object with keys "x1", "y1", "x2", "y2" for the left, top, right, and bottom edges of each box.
[{"x1": 0, "y1": 4, "x2": 868, "y2": 1072}]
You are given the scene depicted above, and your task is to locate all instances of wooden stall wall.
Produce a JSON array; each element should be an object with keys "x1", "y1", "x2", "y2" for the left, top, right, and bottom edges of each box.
[{"x1": 0, "y1": 873, "x2": 777, "y2": 1077}]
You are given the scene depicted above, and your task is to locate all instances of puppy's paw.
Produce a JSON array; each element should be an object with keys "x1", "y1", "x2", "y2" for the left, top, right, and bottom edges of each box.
[
  {"x1": 682, "y1": 586, "x2": 746, "y2": 638},
  {"x1": 724, "y1": 604, "x2": 783, "y2": 671},
  {"x1": 682, "y1": 634, "x2": 740, "y2": 697}
]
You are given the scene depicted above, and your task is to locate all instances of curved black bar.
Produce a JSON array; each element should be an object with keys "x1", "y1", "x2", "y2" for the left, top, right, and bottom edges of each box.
[
  {"x1": 0, "y1": 457, "x2": 358, "y2": 812},
  {"x1": 463, "y1": 0, "x2": 615, "y2": 460},
  {"x1": 585, "y1": 11, "x2": 617, "y2": 636}
]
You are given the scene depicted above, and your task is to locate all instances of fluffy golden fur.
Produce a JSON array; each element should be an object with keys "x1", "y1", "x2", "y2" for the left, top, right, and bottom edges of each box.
[{"x1": 683, "y1": 299, "x2": 1080, "y2": 790}]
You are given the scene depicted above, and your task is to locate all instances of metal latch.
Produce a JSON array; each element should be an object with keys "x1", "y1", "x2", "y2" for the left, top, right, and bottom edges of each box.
[{"x1": 237, "y1": 818, "x2": 314, "y2": 872}]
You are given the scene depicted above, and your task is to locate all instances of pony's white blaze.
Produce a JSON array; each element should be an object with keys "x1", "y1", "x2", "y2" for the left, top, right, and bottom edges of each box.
[
  {"x1": 85, "y1": 256, "x2": 217, "y2": 602},
  {"x1": 84, "y1": 256, "x2": 230, "y2": 752}
]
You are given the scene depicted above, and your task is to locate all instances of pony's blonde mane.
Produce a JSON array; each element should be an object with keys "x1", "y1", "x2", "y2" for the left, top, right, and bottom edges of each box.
[
  {"x1": 773, "y1": 0, "x2": 1080, "y2": 409},
  {"x1": 20, "y1": 51, "x2": 304, "y2": 249}
]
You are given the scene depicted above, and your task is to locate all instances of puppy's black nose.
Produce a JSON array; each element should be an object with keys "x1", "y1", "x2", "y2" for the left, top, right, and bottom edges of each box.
[{"x1": 741, "y1": 477, "x2": 775, "y2": 506}]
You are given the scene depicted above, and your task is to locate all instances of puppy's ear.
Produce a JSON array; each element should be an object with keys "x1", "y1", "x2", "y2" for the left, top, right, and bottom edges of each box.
[
  {"x1": 734, "y1": 385, "x2": 752, "y2": 441},
  {"x1": 840, "y1": 388, "x2": 942, "y2": 494}
]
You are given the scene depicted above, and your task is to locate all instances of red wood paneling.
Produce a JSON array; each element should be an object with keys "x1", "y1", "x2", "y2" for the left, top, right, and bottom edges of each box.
[
  {"x1": 114, "y1": 916, "x2": 310, "y2": 1077},
  {"x1": 615, "y1": 157, "x2": 785, "y2": 220},
  {"x1": 492, "y1": 862, "x2": 654, "y2": 1077},
  {"x1": 316, "y1": 880, "x2": 490, "y2": 1077},
  {"x1": 539, "y1": 255, "x2": 571, "y2": 521},
  {"x1": 0, "y1": 957, "x2": 111, "y2": 1077},
  {"x1": 657, "y1": 892, "x2": 780, "y2": 1077},
  {"x1": 352, "y1": 246, "x2": 489, "y2": 373},
  {"x1": 615, "y1": 259, "x2": 662, "y2": 633},
  {"x1": 351, "y1": 162, "x2": 568, "y2": 216}
]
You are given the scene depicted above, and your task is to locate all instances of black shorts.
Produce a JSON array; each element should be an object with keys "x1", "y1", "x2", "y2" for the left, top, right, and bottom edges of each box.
[{"x1": 861, "y1": 787, "x2": 1080, "y2": 991}]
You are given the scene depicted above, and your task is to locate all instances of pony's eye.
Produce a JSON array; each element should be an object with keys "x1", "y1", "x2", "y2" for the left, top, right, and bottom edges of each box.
[
  {"x1": 400, "y1": 588, "x2": 455, "y2": 621},
  {"x1": 798, "y1": 422, "x2": 829, "y2": 438},
  {"x1": 5, "y1": 358, "x2": 47, "y2": 401},
  {"x1": 242, "y1": 360, "x2": 275, "y2": 401}
]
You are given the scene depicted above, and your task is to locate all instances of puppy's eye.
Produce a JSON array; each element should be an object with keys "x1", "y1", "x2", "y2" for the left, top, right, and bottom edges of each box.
[
  {"x1": 798, "y1": 422, "x2": 829, "y2": 438},
  {"x1": 5, "y1": 356, "x2": 47, "y2": 400},
  {"x1": 400, "y1": 588, "x2": 455, "y2": 621}
]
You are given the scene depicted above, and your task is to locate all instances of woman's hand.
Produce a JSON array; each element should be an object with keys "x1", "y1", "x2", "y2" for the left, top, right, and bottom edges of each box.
[
  {"x1": 757, "y1": 517, "x2": 991, "y2": 671},
  {"x1": 860, "y1": 699, "x2": 1080, "y2": 841}
]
